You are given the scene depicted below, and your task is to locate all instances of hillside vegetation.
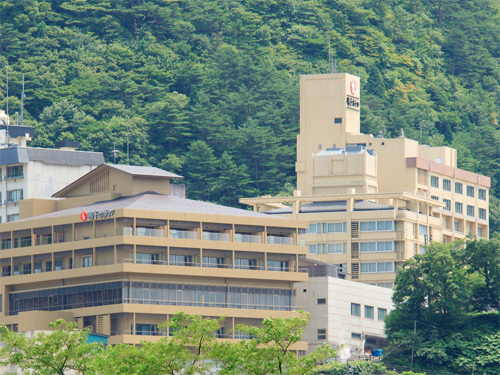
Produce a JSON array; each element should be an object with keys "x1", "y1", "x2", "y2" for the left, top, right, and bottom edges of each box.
[{"x1": 1, "y1": 0, "x2": 500, "y2": 225}]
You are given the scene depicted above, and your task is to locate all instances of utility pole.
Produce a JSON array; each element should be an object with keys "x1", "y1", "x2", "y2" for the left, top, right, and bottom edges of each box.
[{"x1": 410, "y1": 320, "x2": 417, "y2": 371}]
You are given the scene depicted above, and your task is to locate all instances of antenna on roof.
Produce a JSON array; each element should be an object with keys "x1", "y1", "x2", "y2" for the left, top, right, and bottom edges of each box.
[
  {"x1": 111, "y1": 142, "x2": 120, "y2": 164},
  {"x1": 20, "y1": 73, "x2": 25, "y2": 126},
  {"x1": 5, "y1": 64, "x2": 9, "y2": 125},
  {"x1": 328, "y1": 36, "x2": 337, "y2": 74}
]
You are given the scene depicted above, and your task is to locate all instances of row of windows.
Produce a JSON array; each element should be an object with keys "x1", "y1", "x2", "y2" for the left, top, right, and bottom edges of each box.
[
  {"x1": 441, "y1": 200, "x2": 487, "y2": 219},
  {"x1": 360, "y1": 221, "x2": 394, "y2": 232},
  {"x1": 430, "y1": 177, "x2": 487, "y2": 200},
  {"x1": 360, "y1": 262, "x2": 395, "y2": 273},
  {"x1": 308, "y1": 243, "x2": 347, "y2": 254},
  {"x1": 306, "y1": 222, "x2": 346, "y2": 234},
  {"x1": 9, "y1": 281, "x2": 294, "y2": 315},
  {"x1": 351, "y1": 303, "x2": 388, "y2": 320},
  {"x1": 360, "y1": 241, "x2": 394, "y2": 253}
]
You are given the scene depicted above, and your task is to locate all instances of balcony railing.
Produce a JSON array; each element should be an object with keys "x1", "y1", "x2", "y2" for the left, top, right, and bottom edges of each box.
[
  {"x1": 116, "y1": 227, "x2": 133, "y2": 236},
  {"x1": 170, "y1": 230, "x2": 198, "y2": 240},
  {"x1": 136, "y1": 227, "x2": 165, "y2": 237},
  {"x1": 202, "y1": 232, "x2": 230, "y2": 241},
  {"x1": 5, "y1": 173, "x2": 23, "y2": 180},
  {"x1": 235, "y1": 233, "x2": 263, "y2": 243},
  {"x1": 35, "y1": 236, "x2": 52, "y2": 246},
  {"x1": 267, "y1": 236, "x2": 294, "y2": 245}
]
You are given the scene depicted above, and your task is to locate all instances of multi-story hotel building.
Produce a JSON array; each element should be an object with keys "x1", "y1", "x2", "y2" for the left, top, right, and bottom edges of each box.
[
  {"x1": 0, "y1": 164, "x2": 308, "y2": 347},
  {"x1": 242, "y1": 73, "x2": 490, "y2": 287},
  {"x1": 0, "y1": 110, "x2": 104, "y2": 223}
]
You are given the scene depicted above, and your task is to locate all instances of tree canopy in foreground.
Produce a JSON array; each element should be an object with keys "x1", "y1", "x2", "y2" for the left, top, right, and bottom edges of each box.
[{"x1": 384, "y1": 237, "x2": 500, "y2": 374}]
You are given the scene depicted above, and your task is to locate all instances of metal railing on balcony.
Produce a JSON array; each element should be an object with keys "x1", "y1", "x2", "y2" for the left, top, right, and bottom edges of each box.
[
  {"x1": 170, "y1": 230, "x2": 199, "y2": 240},
  {"x1": 235, "y1": 233, "x2": 263, "y2": 243},
  {"x1": 116, "y1": 227, "x2": 133, "y2": 236},
  {"x1": 202, "y1": 232, "x2": 230, "y2": 241},
  {"x1": 35, "y1": 236, "x2": 52, "y2": 246},
  {"x1": 136, "y1": 227, "x2": 165, "y2": 237},
  {"x1": 267, "y1": 236, "x2": 294, "y2": 245}
]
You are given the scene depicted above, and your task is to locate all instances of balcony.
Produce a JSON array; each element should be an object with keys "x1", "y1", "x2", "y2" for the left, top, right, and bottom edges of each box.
[
  {"x1": 5, "y1": 173, "x2": 23, "y2": 180},
  {"x1": 35, "y1": 236, "x2": 52, "y2": 246},
  {"x1": 267, "y1": 236, "x2": 294, "y2": 246},
  {"x1": 136, "y1": 227, "x2": 165, "y2": 238},
  {"x1": 170, "y1": 230, "x2": 198, "y2": 240},
  {"x1": 202, "y1": 232, "x2": 230, "y2": 242},
  {"x1": 235, "y1": 233, "x2": 262, "y2": 243}
]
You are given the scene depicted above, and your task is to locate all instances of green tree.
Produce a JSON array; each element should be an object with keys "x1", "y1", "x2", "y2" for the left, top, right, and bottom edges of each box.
[
  {"x1": 231, "y1": 312, "x2": 335, "y2": 375},
  {"x1": 183, "y1": 140, "x2": 218, "y2": 201},
  {"x1": 0, "y1": 319, "x2": 103, "y2": 375}
]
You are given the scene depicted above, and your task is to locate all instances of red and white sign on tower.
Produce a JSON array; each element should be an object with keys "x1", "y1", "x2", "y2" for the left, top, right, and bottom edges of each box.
[{"x1": 350, "y1": 80, "x2": 357, "y2": 95}]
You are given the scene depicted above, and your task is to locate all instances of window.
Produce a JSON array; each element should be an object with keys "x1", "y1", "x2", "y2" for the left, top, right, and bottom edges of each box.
[
  {"x1": 443, "y1": 179, "x2": 451, "y2": 191},
  {"x1": 6, "y1": 189, "x2": 23, "y2": 203},
  {"x1": 2, "y1": 239, "x2": 11, "y2": 249},
  {"x1": 431, "y1": 195, "x2": 439, "y2": 201},
  {"x1": 360, "y1": 221, "x2": 394, "y2": 232},
  {"x1": 378, "y1": 308, "x2": 387, "y2": 321},
  {"x1": 454, "y1": 221, "x2": 459, "y2": 232},
  {"x1": 419, "y1": 224, "x2": 427, "y2": 236},
  {"x1": 267, "y1": 260, "x2": 288, "y2": 272},
  {"x1": 419, "y1": 245, "x2": 426, "y2": 254},
  {"x1": 6, "y1": 165, "x2": 23, "y2": 179},
  {"x1": 317, "y1": 329, "x2": 327, "y2": 340},
  {"x1": 430, "y1": 176, "x2": 439, "y2": 188},
  {"x1": 317, "y1": 298, "x2": 326, "y2": 304},
  {"x1": 360, "y1": 262, "x2": 395, "y2": 273},
  {"x1": 351, "y1": 303, "x2": 360, "y2": 316},
  {"x1": 478, "y1": 189, "x2": 487, "y2": 200},
  {"x1": 308, "y1": 244, "x2": 318, "y2": 254},
  {"x1": 23, "y1": 263, "x2": 31, "y2": 275},
  {"x1": 365, "y1": 305, "x2": 374, "y2": 319},
  {"x1": 467, "y1": 205, "x2": 475, "y2": 217},
  {"x1": 455, "y1": 202, "x2": 463, "y2": 214},
  {"x1": 467, "y1": 186, "x2": 474, "y2": 198},
  {"x1": 479, "y1": 208, "x2": 486, "y2": 220},
  {"x1": 3, "y1": 266, "x2": 11, "y2": 277},
  {"x1": 366, "y1": 338, "x2": 377, "y2": 345},
  {"x1": 360, "y1": 241, "x2": 394, "y2": 252},
  {"x1": 351, "y1": 333, "x2": 361, "y2": 340},
  {"x1": 323, "y1": 222, "x2": 347, "y2": 233},
  {"x1": 7, "y1": 214, "x2": 19, "y2": 222},
  {"x1": 455, "y1": 182, "x2": 463, "y2": 194},
  {"x1": 83, "y1": 256, "x2": 92, "y2": 268},
  {"x1": 478, "y1": 227, "x2": 483, "y2": 238},
  {"x1": 323, "y1": 243, "x2": 347, "y2": 254},
  {"x1": 443, "y1": 199, "x2": 451, "y2": 211},
  {"x1": 334, "y1": 117, "x2": 342, "y2": 124},
  {"x1": 306, "y1": 223, "x2": 320, "y2": 234}
]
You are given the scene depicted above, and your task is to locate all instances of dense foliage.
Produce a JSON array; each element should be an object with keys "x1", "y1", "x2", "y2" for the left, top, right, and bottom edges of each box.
[
  {"x1": 0, "y1": 312, "x2": 338, "y2": 375},
  {"x1": 384, "y1": 237, "x2": 500, "y2": 374},
  {"x1": 1, "y1": 0, "x2": 500, "y2": 219}
]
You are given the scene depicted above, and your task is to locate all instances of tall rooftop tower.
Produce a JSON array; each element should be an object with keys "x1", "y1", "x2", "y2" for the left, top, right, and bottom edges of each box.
[{"x1": 296, "y1": 73, "x2": 361, "y2": 195}]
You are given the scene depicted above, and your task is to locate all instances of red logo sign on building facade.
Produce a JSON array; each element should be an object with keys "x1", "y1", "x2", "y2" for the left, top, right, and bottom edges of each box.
[
  {"x1": 80, "y1": 209, "x2": 115, "y2": 221},
  {"x1": 350, "y1": 80, "x2": 357, "y2": 95}
]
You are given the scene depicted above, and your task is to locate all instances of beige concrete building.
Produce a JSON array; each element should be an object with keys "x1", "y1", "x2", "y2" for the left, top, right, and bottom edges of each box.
[
  {"x1": 0, "y1": 164, "x2": 308, "y2": 348},
  {"x1": 242, "y1": 73, "x2": 490, "y2": 287}
]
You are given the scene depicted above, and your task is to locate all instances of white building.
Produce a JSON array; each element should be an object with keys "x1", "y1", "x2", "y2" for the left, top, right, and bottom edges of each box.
[
  {"x1": 297, "y1": 261, "x2": 393, "y2": 360},
  {"x1": 0, "y1": 110, "x2": 104, "y2": 223}
]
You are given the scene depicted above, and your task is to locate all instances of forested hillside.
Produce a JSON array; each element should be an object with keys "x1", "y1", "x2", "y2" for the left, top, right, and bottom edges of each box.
[{"x1": 1, "y1": 0, "x2": 500, "y2": 227}]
